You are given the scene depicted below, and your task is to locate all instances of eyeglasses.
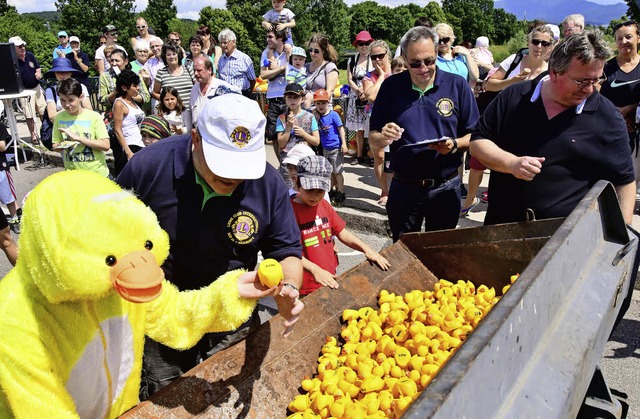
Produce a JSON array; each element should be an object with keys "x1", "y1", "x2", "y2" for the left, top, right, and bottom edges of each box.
[
  {"x1": 370, "y1": 52, "x2": 387, "y2": 61},
  {"x1": 136, "y1": 25, "x2": 147, "y2": 29},
  {"x1": 565, "y1": 73, "x2": 607, "y2": 89},
  {"x1": 308, "y1": 48, "x2": 321, "y2": 54},
  {"x1": 407, "y1": 57, "x2": 437, "y2": 68},
  {"x1": 531, "y1": 39, "x2": 552, "y2": 47},
  {"x1": 357, "y1": 41, "x2": 372, "y2": 47},
  {"x1": 438, "y1": 37, "x2": 451, "y2": 44}
]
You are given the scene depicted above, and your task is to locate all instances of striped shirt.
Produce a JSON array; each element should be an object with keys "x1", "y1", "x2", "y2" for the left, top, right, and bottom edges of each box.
[
  {"x1": 155, "y1": 66, "x2": 195, "y2": 110},
  {"x1": 218, "y1": 49, "x2": 256, "y2": 91}
]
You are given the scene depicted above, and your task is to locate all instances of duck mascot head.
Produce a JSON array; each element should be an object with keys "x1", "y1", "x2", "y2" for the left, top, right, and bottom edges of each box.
[{"x1": 0, "y1": 170, "x2": 263, "y2": 418}]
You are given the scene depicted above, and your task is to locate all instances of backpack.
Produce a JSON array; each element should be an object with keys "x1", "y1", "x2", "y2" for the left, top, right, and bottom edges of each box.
[
  {"x1": 476, "y1": 48, "x2": 528, "y2": 114},
  {"x1": 40, "y1": 85, "x2": 57, "y2": 150}
]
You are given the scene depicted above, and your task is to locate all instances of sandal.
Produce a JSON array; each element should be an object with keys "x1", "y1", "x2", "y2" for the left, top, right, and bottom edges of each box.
[{"x1": 460, "y1": 197, "x2": 480, "y2": 217}]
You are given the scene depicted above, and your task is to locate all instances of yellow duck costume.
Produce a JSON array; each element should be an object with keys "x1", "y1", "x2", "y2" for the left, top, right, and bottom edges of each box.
[{"x1": 0, "y1": 170, "x2": 259, "y2": 418}]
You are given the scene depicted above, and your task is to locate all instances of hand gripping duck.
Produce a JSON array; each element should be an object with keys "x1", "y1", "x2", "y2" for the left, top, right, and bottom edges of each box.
[{"x1": 0, "y1": 170, "x2": 280, "y2": 418}]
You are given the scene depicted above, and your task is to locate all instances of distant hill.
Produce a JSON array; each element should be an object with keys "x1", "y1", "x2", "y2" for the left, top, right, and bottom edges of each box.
[
  {"x1": 494, "y1": 0, "x2": 629, "y2": 25},
  {"x1": 23, "y1": 11, "x2": 60, "y2": 22}
]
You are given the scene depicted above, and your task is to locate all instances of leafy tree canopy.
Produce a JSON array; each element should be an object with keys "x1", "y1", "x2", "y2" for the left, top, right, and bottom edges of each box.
[{"x1": 140, "y1": 0, "x2": 177, "y2": 40}]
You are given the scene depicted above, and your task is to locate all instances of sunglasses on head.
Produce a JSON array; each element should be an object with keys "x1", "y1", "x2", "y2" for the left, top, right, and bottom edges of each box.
[
  {"x1": 370, "y1": 52, "x2": 387, "y2": 61},
  {"x1": 308, "y1": 48, "x2": 321, "y2": 54},
  {"x1": 531, "y1": 39, "x2": 551, "y2": 47},
  {"x1": 358, "y1": 41, "x2": 372, "y2": 46},
  {"x1": 407, "y1": 57, "x2": 436, "y2": 68},
  {"x1": 438, "y1": 37, "x2": 451, "y2": 44}
]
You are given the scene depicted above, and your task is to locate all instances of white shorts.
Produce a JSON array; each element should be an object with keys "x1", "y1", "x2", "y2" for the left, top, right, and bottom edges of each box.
[{"x1": 0, "y1": 170, "x2": 16, "y2": 205}]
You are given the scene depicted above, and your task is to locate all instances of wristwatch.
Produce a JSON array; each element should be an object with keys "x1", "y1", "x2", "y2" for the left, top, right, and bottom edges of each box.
[{"x1": 450, "y1": 138, "x2": 458, "y2": 154}]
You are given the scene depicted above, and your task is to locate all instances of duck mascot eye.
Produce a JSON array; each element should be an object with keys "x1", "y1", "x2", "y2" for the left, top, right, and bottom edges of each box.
[{"x1": 0, "y1": 171, "x2": 270, "y2": 418}]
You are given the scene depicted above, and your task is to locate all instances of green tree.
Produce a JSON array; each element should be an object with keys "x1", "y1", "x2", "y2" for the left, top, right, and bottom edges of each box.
[
  {"x1": 625, "y1": 0, "x2": 640, "y2": 21},
  {"x1": 56, "y1": 0, "x2": 135, "y2": 52},
  {"x1": 307, "y1": 0, "x2": 351, "y2": 51},
  {"x1": 390, "y1": 3, "x2": 424, "y2": 47},
  {"x1": 141, "y1": 0, "x2": 177, "y2": 40},
  {"x1": 167, "y1": 18, "x2": 198, "y2": 42},
  {"x1": 0, "y1": 0, "x2": 16, "y2": 16},
  {"x1": 0, "y1": 10, "x2": 57, "y2": 71},
  {"x1": 349, "y1": 1, "x2": 395, "y2": 45},
  {"x1": 423, "y1": 1, "x2": 446, "y2": 26},
  {"x1": 442, "y1": 0, "x2": 495, "y2": 43},
  {"x1": 198, "y1": 7, "x2": 260, "y2": 61},
  {"x1": 492, "y1": 8, "x2": 519, "y2": 45}
]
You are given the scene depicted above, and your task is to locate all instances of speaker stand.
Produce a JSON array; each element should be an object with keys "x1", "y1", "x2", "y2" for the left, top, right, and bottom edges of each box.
[{"x1": 0, "y1": 90, "x2": 42, "y2": 171}]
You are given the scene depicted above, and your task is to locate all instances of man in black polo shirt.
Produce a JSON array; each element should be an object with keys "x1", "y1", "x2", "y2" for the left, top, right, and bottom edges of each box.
[
  {"x1": 260, "y1": 28, "x2": 288, "y2": 154},
  {"x1": 369, "y1": 26, "x2": 479, "y2": 241},
  {"x1": 10, "y1": 36, "x2": 46, "y2": 145},
  {"x1": 470, "y1": 31, "x2": 635, "y2": 225},
  {"x1": 117, "y1": 94, "x2": 303, "y2": 399}
]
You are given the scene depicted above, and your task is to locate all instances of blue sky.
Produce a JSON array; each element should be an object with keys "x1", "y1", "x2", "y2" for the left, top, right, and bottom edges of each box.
[{"x1": 11, "y1": 0, "x2": 625, "y2": 21}]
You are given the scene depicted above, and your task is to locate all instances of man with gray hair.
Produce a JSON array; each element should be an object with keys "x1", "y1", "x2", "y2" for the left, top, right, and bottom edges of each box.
[
  {"x1": 369, "y1": 26, "x2": 479, "y2": 241},
  {"x1": 562, "y1": 14, "x2": 585, "y2": 37},
  {"x1": 217, "y1": 28, "x2": 256, "y2": 98},
  {"x1": 470, "y1": 31, "x2": 635, "y2": 225}
]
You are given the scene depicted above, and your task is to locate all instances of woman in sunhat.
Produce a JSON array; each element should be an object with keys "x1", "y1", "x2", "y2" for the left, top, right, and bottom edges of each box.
[{"x1": 44, "y1": 57, "x2": 92, "y2": 120}]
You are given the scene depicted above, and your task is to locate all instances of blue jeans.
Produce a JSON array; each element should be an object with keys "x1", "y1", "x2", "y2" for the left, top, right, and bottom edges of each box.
[{"x1": 386, "y1": 175, "x2": 461, "y2": 242}]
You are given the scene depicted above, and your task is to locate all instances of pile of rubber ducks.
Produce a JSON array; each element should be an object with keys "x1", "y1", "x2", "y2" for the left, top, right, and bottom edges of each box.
[{"x1": 287, "y1": 275, "x2": 519, "y2": 418}]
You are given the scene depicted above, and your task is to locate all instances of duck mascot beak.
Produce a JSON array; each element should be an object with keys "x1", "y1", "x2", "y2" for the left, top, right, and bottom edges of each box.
[{"x1": 109, "y1": 249, "x2": 164, "y2": 303}]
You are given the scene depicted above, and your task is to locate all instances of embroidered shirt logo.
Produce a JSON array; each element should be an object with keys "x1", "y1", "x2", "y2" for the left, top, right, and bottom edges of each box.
[
  {"x1": 227, "y1": 211, "x2": 258, "y2": 244},
  {"x1": 229, "y1": 126, "x2": 251, "y2": 148},
  {"x1": 436, "y1": 98, "x2": 454, "y2": 117},
  {"x1": 610, "y1": 79, "x2": 640, "y2": 88}
]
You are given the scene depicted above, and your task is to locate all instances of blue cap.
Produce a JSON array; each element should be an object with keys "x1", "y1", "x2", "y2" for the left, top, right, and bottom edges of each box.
[{"x1": 58, "y1": 31, "x2": 68, "y2": 37}]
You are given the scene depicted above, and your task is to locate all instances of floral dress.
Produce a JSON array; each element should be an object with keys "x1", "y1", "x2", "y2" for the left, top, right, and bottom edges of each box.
[{"x1": 346, "y1": 55, "x2": 371, "y2": 131}]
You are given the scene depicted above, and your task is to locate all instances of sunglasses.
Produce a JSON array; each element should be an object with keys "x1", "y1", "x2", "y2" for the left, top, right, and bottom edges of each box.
[
  {"x1": 136, "y1": 25, "x2": 147, "y2": 29},
  {"x1": 308, "y1": 48, "x2": 321, "y2": 54},
  {"x1": 99, "y1": 41, "x2": 107, "y2": 45},
  {"x1": 16, "y1": 45, "x2": 25, "y2": 48},
  {"x1": 438, "y1": 37, "x2": 451, "y2": 44},
  {"x1": 59, "y1": 35, "x2": 68, "y2": 38},
  {"x1": 531, "y1": 39, "x2": 552, "y2": 47},
  {"x1": 109, "y1": 32, "x2": 119, "y2": 36},
  {"x1": 370, "y1": 52, "x2": 387, "y2": 61},
  {"x1": 407, "y1": 57, "x2": 437, "y2": 68},
  {"x1": 357, "y1": 41, "x2": 372, "y2": 47}
]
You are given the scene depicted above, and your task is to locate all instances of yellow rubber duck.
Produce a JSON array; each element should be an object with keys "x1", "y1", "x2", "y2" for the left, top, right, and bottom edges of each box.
[{"x1": 0, "y1": 171, "x2": 267, "y2": 418}]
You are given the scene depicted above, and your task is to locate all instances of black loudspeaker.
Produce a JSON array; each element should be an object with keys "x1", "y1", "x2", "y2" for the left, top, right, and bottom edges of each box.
[{"x1": 0, "y1": 43, "x2": 23, "y2": 95}]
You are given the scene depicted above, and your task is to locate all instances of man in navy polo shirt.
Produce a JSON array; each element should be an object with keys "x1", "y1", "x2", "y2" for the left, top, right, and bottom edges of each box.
[
  {"x1": 369, "y1": 26, "x2": 479, "y2": 242},
  {"x1": 470, "y1": 31, "x2": 635, "y2": 226},
  {"x1": 117, "y1": 94, "x2": 304, "y2": 399},
  {"x1": 10, "y1": 36, "x2": 46, "y2": 145}
]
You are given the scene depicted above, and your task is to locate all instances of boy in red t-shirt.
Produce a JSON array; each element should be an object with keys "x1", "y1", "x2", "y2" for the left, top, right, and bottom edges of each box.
[{"x1": 291, "y1": 155, "x2": 390, "y2": 295}]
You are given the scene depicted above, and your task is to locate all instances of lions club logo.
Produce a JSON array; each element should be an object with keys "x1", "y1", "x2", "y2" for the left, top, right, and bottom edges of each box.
[
  {"x1": 436, "y1": 98, "x2": 454, "y2": 117},
  {"x1": 230, "y1": 126, "x2": 251, "y2": 149},
  {"x1": 227, "y1": 211, "x2": 259, "y2": 244}
]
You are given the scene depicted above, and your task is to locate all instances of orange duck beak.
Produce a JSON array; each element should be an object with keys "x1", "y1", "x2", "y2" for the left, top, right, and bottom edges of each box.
[{"x1": 110, "y1": 250, "x2": 164, "y2": 303}]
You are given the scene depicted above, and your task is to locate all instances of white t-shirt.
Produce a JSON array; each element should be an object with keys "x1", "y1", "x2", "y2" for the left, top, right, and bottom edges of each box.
[
  {"x1": 499, "y1": 54, "x2": 524, "y2": 80},
  {"x1": 95, "y1": 44, "x2": 124, "y2": 72},
  {"x1": 263, "y1": 8, "x2": 295, "y2": 39}
]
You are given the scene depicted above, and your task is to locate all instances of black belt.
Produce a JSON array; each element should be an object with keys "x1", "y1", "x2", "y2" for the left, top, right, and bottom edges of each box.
[
  {"x1": 268, "y1": 97, "x2": 285, "y2": 104},
  {"x1": 393, "y1": 171, "x2": 458, "y2": 188}
]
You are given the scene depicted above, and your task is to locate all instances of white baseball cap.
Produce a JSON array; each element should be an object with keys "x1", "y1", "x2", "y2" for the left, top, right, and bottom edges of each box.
[
  {"x1": 282, "y1": 143, "x2": 315, "y2": 166},
  {"x1": 196, "y1": 94, "x2": 266, "y2": 179},
  {"x1": 69, "y1": 36, "x2": 80, "y2": 43},
  {"x1": 9, "y1": 36, "x2": 26, "y2": 46}
]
